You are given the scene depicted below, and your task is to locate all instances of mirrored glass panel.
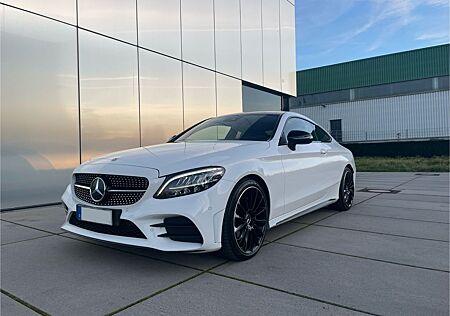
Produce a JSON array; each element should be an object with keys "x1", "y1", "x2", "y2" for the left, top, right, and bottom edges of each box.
[
  {"x1": 183, "y1": 63, "x2": 216, "y2": 128},
  {"x1": 3, "y1": 0, "x2": 76, "y2": 24},
  {"x1": 216, "y1": 74, "x2": 242, "y2": 116},
  {"x1": 140, "y1": 50, "x2": 183, "y2": 146},
  {"x1": 79, "y1": 30, "x2": 139, "y2": 162},
  {"x1": 241, "y1": 0, "x2": 263, "y2": 85},
  {"x1": 181, "y1": 0, "x2": 215, "y2": 70},
  {"x1": 214, "y1": 0, "x2": 241, "y2": 78},
  {"x1": 1, "y1": 7, "x2": 79, "y2": 209},
  {"x1": 262, "y1": 0, "x2": 281, "y2": 91},
  {"x1": 78, "y1": 0, "x2": 137, "y2": 44},
  {"x1": 138, "y1": 0, "x2": 181, "y2": 58},
  {"x1": 280, "y1": 0, "x2": 296, "y2": 96},
  {"x1": 242, "y1": 84, "x2": 281, "y2": 112}
]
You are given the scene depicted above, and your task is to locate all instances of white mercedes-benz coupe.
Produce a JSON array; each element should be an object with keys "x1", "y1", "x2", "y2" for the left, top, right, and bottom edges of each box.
[{"x1": 61, "y1": 111, "x2": 355, "y2": 260}]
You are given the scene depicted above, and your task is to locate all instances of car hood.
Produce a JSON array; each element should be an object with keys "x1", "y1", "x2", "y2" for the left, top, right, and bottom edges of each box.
[{"x1": 87, "y1": 141, "x2": 269, "y2": 176}]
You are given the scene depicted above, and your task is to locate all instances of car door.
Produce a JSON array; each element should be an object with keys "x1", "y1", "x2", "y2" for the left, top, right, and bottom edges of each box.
[
  {"x1": 278, "y1": 117, "x2": 329, "y2": 215},
  {"x1": 313, "y1": 124, "x2": 347, "y2": 197}
]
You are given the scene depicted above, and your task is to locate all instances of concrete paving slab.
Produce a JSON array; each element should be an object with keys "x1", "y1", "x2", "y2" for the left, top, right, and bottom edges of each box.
[
  {"x1": 266, "y1": 222, "x2": 308, "y2": 241},
  {"x1": 1, "y1": 235, "x2": 198, "y2": 315},
  {"x1": 1, "y1": 221, "x2": 51, "y2": 245},
  {"x1": 118, "y1": 273, "x2": 364, "y2": 316},
  {"x1": 398, "y1": 189, "x2": 450, "y2": 197},
  {"x1": 265, "y1": 222, "x2": 307, "y2": 242},
  {"x1": 396, "y1": 186, "x2": 450, "y2": 195},
  {"x1": 316, "y1": 213, "x2": 449, "y2": 241},
  {"x1": 292, "y1": 209, "x2": 338, "y2": 224},
  {"x1": 61, "y1": 232, "x2": 226, "y2": 271},
  {"x1": 398, "y1": 180, "x2": 449, "y2": 186},
  {"x1": 371, "y1": 193, "x2": 449, "y2": 203},
  {"x1": 352, "y1": 192, "x2": 378, "y2": 204},
  {"x1": 361, "y1": 198, "x2": 449, "y2": 211},
  {"x1": 356, "y1": 179, "x2": 408, "y2": 185},
  {"x1": 396, "y1": 182, "x2": 449, "y2": 189},
  {"x1": 356, "y1": 174, "x2": 416, "y2": 184},
  {"x1": 348, "y1": 204, "x2": 449, "y2": 223},
  {"x1": 213, "y1": 243, "x2": 449, "y2": 316},
  {"x1": 1, "y1": 293, "x2": 39, "y2": 316},
  {"x1": 1, "y1": 205, "x2": 66, "y2": 234},
  {"x1": 278, "y1": 225, "x2": 449, "y2": 271}
]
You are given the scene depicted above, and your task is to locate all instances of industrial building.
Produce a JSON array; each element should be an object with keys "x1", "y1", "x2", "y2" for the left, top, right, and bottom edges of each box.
[
  {"x1": 1, "y1": 0, "x2": 296, "y2": 210},
  {"x1": 290, "y1": 44, "x2": 449, "y2": 146}
]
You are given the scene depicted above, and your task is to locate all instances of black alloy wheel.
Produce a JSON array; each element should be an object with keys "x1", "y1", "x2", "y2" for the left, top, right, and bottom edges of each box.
[
  {"x1": 333, "y1": 167, "x2": 355, "y2": 211},
  {"x1": 219, "y1": 179, "x2": 269, "y2": 260}
]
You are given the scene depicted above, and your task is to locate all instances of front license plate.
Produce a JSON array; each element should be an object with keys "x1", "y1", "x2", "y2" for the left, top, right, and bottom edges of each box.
[{"x1": 76, "y1": 205, "x2": 113, "y2": 226}]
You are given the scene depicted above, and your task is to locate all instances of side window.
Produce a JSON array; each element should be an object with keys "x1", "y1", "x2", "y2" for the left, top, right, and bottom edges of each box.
[
  {"x1": 314, "y1": 125, "x2": 332, "y2": 143},
  {"x1": 282, "y1": 118, "x2": 315, "y2": 142}
]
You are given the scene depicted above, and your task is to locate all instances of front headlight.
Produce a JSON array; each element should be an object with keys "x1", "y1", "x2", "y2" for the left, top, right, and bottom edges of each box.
[{"x1": 154, "y1": 167, "x2": 225, "y2": 199}]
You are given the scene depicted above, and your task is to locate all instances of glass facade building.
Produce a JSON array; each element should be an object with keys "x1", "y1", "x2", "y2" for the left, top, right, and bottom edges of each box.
[{"x1": 0, "y1": 0, "x2": 296, "y2": 209}]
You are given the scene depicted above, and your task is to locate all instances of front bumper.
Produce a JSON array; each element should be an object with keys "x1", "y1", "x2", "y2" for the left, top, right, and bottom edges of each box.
[{"x1": 61, "y1": 163, "x2": 235, "y2": 252}]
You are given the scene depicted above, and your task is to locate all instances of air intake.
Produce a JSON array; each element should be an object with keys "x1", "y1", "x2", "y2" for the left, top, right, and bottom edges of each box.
[{"x1": 151, "y1": 216, "x2": 203, "y2": 244}]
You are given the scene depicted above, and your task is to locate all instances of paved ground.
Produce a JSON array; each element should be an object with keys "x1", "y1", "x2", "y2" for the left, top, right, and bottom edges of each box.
[{"x1": 1, "y1": 172, "x2": 449, "y2": 316}]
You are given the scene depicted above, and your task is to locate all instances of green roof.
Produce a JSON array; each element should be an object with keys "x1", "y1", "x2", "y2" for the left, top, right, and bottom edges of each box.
[{"x1": 297, "y1": 44, "x2": 450, "y2": 95}]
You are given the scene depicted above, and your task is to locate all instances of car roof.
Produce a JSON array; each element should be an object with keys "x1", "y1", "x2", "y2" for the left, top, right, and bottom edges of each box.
[{"x1": 216, "y1": 111, "x2": 311, "y2": 121}]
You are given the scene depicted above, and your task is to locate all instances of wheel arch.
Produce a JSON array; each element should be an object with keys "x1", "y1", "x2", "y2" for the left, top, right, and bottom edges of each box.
[{"x1": 234, "y1": 174, "x2": 271, "y2": 218}]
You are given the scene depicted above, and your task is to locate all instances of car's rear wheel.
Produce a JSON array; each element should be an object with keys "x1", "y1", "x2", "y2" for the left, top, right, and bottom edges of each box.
[
  {"x1": 332, "y1": 167, "x2": 355, "y2": 211},
  {"x1": 219, "y1": 179, "x2": 269, "y2": 261}
]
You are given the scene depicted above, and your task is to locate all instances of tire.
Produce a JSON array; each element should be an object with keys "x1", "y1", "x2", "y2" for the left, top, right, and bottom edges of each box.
[
  {"x1": 332, "y1": 167, "x2": 355, "y2": 211},
  {"x1": 219, "y1": 179, "x2": 269, "y2": 261}
]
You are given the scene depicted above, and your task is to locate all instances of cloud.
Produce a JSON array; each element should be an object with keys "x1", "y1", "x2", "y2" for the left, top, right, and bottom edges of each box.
[
  {"x1": 416, "y1": 32, "x2": 449, "y2": 41},
  {"x1": 325, "y1": 0, "x2": 447, "y2": 50},
  {"x1": 297, "y1": 0, "x2": 449, "y2": 69},
  {"x1": 423, "y1": 0, "x2": 449, "y2": 6}
]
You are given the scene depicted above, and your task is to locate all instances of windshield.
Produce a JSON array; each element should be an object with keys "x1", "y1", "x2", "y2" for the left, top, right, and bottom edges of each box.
[{"x1": 175, "y1": 113, "x2": 281, "y2": 142}]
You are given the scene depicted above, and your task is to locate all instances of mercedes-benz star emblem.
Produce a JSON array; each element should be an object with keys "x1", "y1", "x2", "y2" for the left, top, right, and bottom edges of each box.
[{"x1": 90, "y1": 177, "x2": 106, "y2": 202}]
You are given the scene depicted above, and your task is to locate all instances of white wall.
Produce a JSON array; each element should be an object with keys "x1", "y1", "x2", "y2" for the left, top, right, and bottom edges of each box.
[{"x1": 293, "y1": 91, "x2": 450, "y2": 142}]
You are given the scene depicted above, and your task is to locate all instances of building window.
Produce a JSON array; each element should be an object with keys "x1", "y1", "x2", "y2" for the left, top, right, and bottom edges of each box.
[
  {"x1": 291, "y1": 76, "x2": 449, "y2": 108},
  {"x1": 330, "y1": 119, "x2": 342, "y2": 142}
]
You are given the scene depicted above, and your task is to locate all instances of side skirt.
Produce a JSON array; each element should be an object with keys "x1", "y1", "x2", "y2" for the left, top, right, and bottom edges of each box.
[{"x1": 270, "y1": 198, "x2": 337, "y2": 228}]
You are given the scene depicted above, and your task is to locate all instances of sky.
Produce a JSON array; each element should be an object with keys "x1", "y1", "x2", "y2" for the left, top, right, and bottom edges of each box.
[{"x1": 296, "y1": 0, "x2": 450, "y2": 70}]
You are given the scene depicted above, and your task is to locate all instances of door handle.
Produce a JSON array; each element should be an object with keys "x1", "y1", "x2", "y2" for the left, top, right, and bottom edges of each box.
[{"x1": 320, "y1": 148, "x2": 328, "y2": 155}]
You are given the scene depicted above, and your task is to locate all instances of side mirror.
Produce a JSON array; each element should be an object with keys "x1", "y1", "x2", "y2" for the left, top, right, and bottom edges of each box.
[
  {"x1": 167, "y1": 135, "x2": 177, "y2": 143},
  {"x1": 287, "y1": 130, "x2": 313, "y2": 150}
]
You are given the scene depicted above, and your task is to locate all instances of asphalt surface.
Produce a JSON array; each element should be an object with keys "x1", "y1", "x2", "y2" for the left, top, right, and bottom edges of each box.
[{"x1": 1, "y1": 172, "x2": 449, "y2": 315}]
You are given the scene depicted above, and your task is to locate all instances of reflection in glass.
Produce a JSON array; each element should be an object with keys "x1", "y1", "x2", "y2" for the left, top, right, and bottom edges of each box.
[
  {"x1": 242, "y1": 85, "x2": 281, "y2": 112},
  {"x1": 138, "y1": 0, "x2": 181, "y2": 58},
  {"x1": 280, "y1": 0, "x2": 296, "y2": 96},
  {"x1": 140, "y1": 49, "x2": 183, "y2": 146},
  {"x1": 241, "y1": 0, "x2": 263, "y2": 85},
  {"x1": 214, "y1": 0, "x2": 241, "y2": 78},
  {"x1": 2, "y1": 0, "x2": 76, "y2": 24},
  {"x1": 181, "y1": 0, "x2": 215, "y2": 70},
  {"x1": 78, "y1": 0, "x2": 137, "y2": 44},
  {"x1": 216, "y1": 74, "x2": 242, "y2": 116},
  {"x1": 183, "y1": 63, "x2": 216, "y2": 128},
  {"x1": 79, "y1": 30, "x2": 139, "y2": 162},
  {"x1": 1, "y1": 7, "x2": 79, "y2": 209},
  {"x1": 262, "y1": 0, "x2": 281, "y2": 91}
]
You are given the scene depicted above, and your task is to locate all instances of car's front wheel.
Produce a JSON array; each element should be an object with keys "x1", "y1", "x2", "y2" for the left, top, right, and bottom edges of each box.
[{"x1": 219, "y1": 179, "x2": 269, "y2": 261}]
